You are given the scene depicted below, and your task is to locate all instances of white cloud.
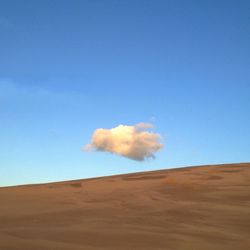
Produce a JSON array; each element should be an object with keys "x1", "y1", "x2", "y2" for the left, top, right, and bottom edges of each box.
[{"x1": 85, "y1": 123, "x2": 163, "y2": 161}]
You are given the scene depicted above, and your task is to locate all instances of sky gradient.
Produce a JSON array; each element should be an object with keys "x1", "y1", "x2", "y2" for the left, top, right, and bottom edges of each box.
[{"x1": 0, "y1": 0, "x2": 250, "y2": 186}]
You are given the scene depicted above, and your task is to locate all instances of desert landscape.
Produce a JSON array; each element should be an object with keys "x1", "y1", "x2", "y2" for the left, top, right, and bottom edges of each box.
[
  {"x1": 1, "y1": 0, "x2": 249, "y2": 249},
  {"x1": 0, "y1": 163, "x2": 250, "y2": 250}
]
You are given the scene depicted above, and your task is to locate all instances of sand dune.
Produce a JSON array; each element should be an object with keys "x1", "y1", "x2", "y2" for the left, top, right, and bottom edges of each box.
[{"x1": 0, "y1": 163, "x2": 250, "y2": 250}]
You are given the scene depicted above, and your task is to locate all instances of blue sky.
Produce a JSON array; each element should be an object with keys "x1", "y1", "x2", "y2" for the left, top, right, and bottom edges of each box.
[{"x1": 0, "y1": 0, "x2": 249, "y2": 186}]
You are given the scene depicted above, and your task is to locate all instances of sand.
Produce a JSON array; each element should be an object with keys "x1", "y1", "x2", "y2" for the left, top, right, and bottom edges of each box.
[{"x1": 0, "y1": 163, "x2": 250, "y2": 250}]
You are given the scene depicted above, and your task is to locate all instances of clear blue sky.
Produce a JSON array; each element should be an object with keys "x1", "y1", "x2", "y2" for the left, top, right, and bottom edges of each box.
[{"x1": 0, "y1": 0, "x2": 249, "y2": 186}]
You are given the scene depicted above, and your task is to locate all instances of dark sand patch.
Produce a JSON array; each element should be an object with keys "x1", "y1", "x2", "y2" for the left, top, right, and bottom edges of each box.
[
  {"x1": 206, "y1": 175, "x2": 223, "y2": 180},
  {"x1": 69, "y1": 182, "x2": 82, "y2": 188},
  {"x1": 122, "y1": 175, "x2": 166, "y2": 181},
  {"x1": 220, "y1": 169, "x2": 244, "y2": 173}
]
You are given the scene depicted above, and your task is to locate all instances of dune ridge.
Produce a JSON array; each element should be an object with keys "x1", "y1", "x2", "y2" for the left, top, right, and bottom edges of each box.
[{"x1": 0, "y1": 163, "x2": 250, "y2": 250}]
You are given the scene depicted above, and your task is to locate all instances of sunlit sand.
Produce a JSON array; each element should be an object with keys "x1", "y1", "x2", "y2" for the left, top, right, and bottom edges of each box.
[{"x1": 0, "y1": 163, "x2": 250, "y2": 250}]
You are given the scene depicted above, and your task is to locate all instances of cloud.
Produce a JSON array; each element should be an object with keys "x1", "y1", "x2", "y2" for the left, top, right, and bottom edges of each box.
[{"x1": 85, "y1": 123, "x2": 163, "y2": 161}]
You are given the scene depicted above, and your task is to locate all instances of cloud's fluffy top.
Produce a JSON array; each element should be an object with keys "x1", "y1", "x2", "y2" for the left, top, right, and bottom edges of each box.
[{"x1": 85, "y1": 123, "x2": 163, "y2": 161}]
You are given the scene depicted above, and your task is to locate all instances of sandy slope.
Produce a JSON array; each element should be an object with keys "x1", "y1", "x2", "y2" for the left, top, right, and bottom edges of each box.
[{"x1": 0, "y1": 163, "x2": 250, "y2": 250}]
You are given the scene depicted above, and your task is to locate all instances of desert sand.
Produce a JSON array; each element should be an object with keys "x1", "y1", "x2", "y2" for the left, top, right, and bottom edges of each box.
[{"x1": 0, "y1": 163, "x2": 250, "y2": 250}]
